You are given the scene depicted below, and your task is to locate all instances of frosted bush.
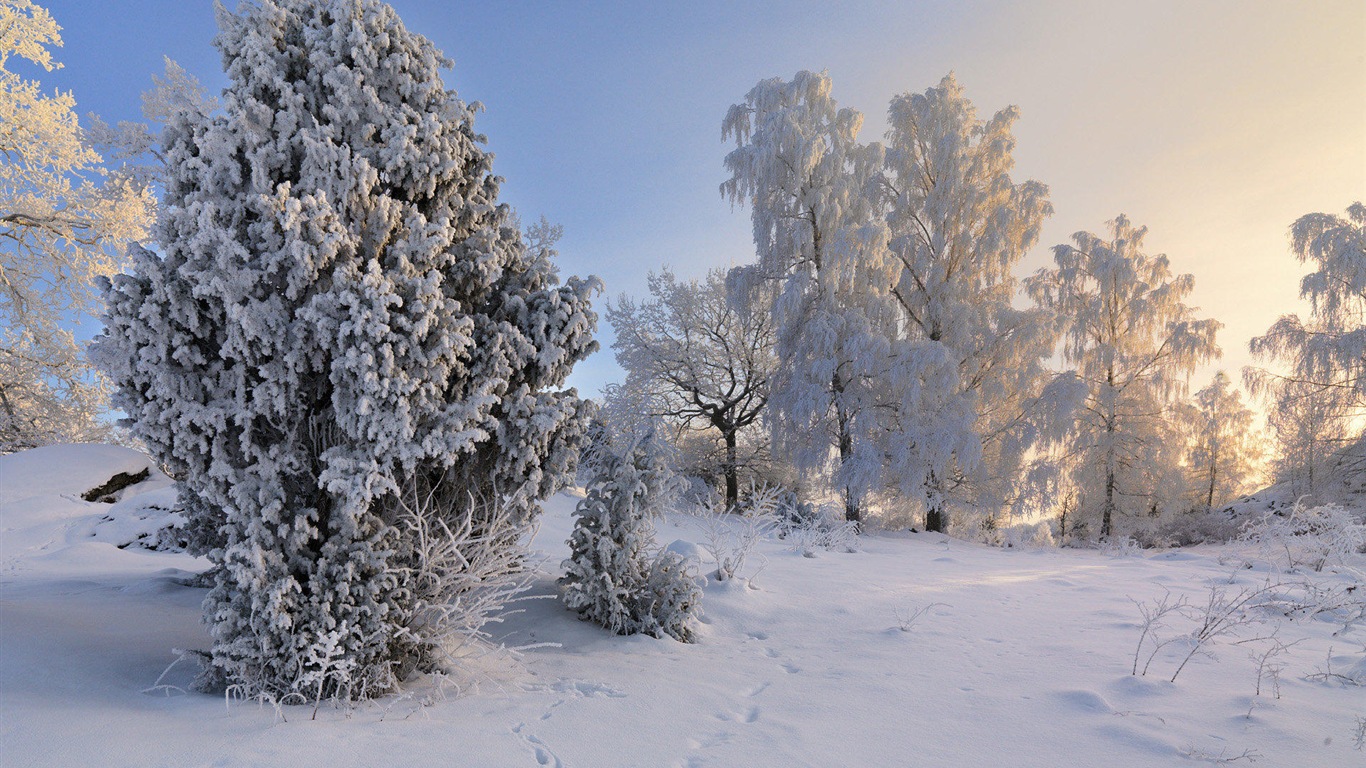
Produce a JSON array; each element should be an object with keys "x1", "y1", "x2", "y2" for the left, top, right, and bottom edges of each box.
[
  {"x1": 391, "y1": 480, "x2": 539, "y2": 679},
  {"x1": 772, "y1": 493, "x2": 823, "y2": 532},
  {"x1": 693, "y1": 487, "x2": 779, "y2": 581},
  {"x1": 560, "y1": 434, "x2": 700, "y2": 642},
  {"x1": 1100, "y1": 535, "x2": 1144, "y2": 558},
  {"x1": 949, "y1": 510, "x2": 1055, "y2": 549},
  {"x1": 1136, "y1": 509, "x2": 1243, "y2": 548},
  {"x1": 639, "y1": 552, "x2": 703, "y2": 642},
  {"x1": 1241, "y1": 500, "x2": 1366, "y2": 573},
  {"x1": 1002, "y1": 520, "x2": 1057, "y2": 549},
  {"x1": 775, "y1": 496, "x2": 858, "y2": 556},
  {"x1": 785, "y1": 519, "x2": 860, "y2": 557}
]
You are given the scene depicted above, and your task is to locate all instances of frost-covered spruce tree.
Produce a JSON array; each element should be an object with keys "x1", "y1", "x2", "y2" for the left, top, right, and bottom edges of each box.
[
  {"x1": 560, "y1": 432, "x2": 700, "y2": 642},
  {"x1": 93, "y1": 0, "x2": 597, "y2": 699}
]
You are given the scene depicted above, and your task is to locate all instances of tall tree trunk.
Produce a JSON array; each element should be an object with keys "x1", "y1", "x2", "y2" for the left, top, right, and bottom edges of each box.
[
  {"x1": 924, "y1": 469, "x2": 946, "y2": 533},
  {"x1": 832, "y1": 370, "x2": 860, "y2": 526},
  {"x1": 1059, "y1": 489, "x2": 1071, "y2": 546},
  {"x1": 1205, "y1": 457, "x2": 1217, "y2": 511},
  {"x1": 836, "y1": 400, "x2": 859, "y2": 526},
  {"x1": 1307, "y1": 436, "x2": 1316, "y2": 495},
  {"x1": 724, "y1": 428, "x2": 739, "y2": 510},
  {"x1": 1102, "y1": 370, "x2": 1116, "y2": 539},
  {"x1": 1102, "y1": 437, "x2": 1116, "y2": 539},
  {"x1": 1102, "y1": 470, "x2": 1116, "y2": 538}
]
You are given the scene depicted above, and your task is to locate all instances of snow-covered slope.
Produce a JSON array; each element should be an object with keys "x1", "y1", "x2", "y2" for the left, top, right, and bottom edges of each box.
[
  {"x1": 0, "y1": 443, "x2": 169, "y2": 505},
  {"x1": 1, "y1": 445, "x2": 1362, "y2": 766},
  {"x1": 0, "y1": 444, "x2": 182, "y2": 563}
]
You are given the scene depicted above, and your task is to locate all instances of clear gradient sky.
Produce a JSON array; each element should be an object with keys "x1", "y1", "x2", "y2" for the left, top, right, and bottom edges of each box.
[{"x1": 38, "y1": 0, "x2": 1366, "y2": 401}]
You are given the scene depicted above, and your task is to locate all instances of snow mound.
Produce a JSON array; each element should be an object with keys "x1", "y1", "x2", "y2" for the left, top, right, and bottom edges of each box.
[
  {"x1": 0, "y1": 443, "x2": 168, "y2": 505},
  {"x1": 0, "y1": 444, "x2": 180, "y2": 552},
  {"x1": 82, "y1": 486, "x2": 184, "y2": 550}
]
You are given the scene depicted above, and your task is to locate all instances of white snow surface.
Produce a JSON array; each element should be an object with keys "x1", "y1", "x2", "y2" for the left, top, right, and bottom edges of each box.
[
  {"x1": 0, "y1": 443, "x2": 167, "y2": 505},
  {"x1": 2, "y1": 445, "x2": 1362, "y2": 767}
]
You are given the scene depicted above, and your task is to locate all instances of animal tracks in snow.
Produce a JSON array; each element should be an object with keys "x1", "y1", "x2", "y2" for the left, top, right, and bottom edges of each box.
[
  {"x1": 511, "y1": 722, "x2": 564, "y2": 768},
  {"x1": 511, "y1": 678, "x2": 628, "y2": 766},
  {"x1": 678, "y1": 632, "x2": 802, "y2": 766},
  {"x1": 716, "y1": 704, "x2": 761, "y2": 724},
  {"x1": 522, "y1": 678, "x2": 628, "y2": 699}
]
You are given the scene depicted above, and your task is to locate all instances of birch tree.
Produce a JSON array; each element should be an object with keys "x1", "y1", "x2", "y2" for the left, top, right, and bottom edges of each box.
[
  {"x1": 1261, "y1": 377, "x2": 1355, "y2": 496},
  {"x1": 1246, "y1": 202, "x2": 1365, "y2": 488},
  {"x1": 1250, "y1": 203, "x2": 1365, "y2": 402},
  {"x1": 722, "y1": 71, "x2": 901, "y2": 524},
  {"x1": 0, "y1": 0, "x2": 153, "y2": 450},
  {"x1": 1027, "y1": 216, "x2": 1220, "y2": 538},
  {"x1": 876, "y1": 73, "x2": 1078, "y2": 532},
  {"x1": 1183, "y1": 371, "x2": 1263, "y2": 510}
]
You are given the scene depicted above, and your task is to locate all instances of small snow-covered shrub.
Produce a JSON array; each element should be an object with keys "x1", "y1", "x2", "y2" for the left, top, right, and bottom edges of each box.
[
  {"x1": 560, "y1": 434, "x2": 700, "y2": 642},
  {"x1": 1001, "y1": 520, "x2": 1057, "y2": 549},
  {"x1": 1131, "y1": 584, "x2": 1279, "y2": 683},
  {"x1": 1099, "y1": 535, "x2": 1143, "y2": 558},
  {"x1": 893, "y1": 602, "x2": 949, "y2": 633},
  {"x1": 958, "y1": 511, "x2": 1058, "y2": 549},
  {"x1": 639, "y1": 552, "x2": 703, "y2": 643},
  {"x1": 1241, "y1": 500, "x2": 1366, "y2": 572},
  {"x1": 1133, "y1": 508, "x2": 1242, "y2": 548},
  {"x1": 774, "y1": 495, "x2": 857, "y2": 556},
  {"x1": 1257, "y1": 578, "x2": 1366, "y2": 636},
  {"x1": 785, "y1": 518, "x2": 860, "y2": 557},
  {"x1": 693, "y1": 486, "x2": 779, "y2": 581},
  {"x1": 773, "y1": 492, "x2": 823, "y2": 532}
]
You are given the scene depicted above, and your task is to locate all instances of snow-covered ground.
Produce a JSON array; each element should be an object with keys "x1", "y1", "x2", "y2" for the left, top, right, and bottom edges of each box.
[{"x1": 2, "y1": 446, "x2": 1362, "y2": 767}]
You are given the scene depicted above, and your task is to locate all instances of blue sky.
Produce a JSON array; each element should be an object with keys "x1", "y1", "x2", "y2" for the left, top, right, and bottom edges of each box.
[{"x1": 38, "y1": 0, "x2": 1366, "y2": 399}]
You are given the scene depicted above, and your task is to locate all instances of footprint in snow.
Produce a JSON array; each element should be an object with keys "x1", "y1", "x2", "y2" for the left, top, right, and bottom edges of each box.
[{"x1": 511, "y1": 722, "x2": 564, "y2": 768}]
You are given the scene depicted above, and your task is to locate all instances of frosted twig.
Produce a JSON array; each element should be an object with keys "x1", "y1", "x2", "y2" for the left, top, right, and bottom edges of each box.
[{"x1": 893, "y1": 602, "x2": 949, "y2": 632}]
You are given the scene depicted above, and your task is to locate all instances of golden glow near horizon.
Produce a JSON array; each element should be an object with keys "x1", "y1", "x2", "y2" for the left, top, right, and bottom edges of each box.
[{"x1": 841, "y1": 0, "x2": 1364, "y2": 412}]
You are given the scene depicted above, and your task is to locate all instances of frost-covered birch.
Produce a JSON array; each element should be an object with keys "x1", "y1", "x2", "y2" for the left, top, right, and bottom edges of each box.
[
  {"x1": 0, "y1": 0, "x2": 153, "y2": 451},
  {"x1": 1261, "y1": 377, "x2": 1355, "y2": 496},
  {"x1": 876, "y1": 74, "x2": 1080, "y2": 532},
  {"x1": 1182, "y1": 372, "x2": 1263, "y2": 510},
  {"x1": 94, "y1": 0, "x2": 597, "y2": 699},
  {"x1": 1246, "y1": 203, "x2": 1365, "y2": 488},
  {"x1": 1249, "y1": 203, "x2": 1366, "y2": 404},
  {"x1": 1026, "y1": 216, "x2": 1219, "y2": 538},
  {"x1": 722, "y1": 71, "x2": 899, "y2": 525}
]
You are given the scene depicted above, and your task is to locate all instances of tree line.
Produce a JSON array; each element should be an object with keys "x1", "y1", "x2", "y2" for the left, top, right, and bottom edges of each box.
[{"x1": 607, "y1": 71, "x2": 1363, "y2": 540}]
